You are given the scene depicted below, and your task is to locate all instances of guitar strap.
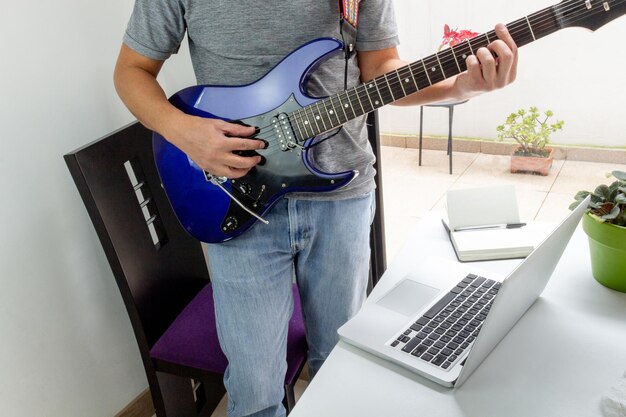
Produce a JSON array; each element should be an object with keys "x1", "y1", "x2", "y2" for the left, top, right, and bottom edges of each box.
[
  {"x1": 338, "y1": 0, "x2": 361, "y2": 89},
  {"x1": 339, "y1": 0, "x2": 361, "y2": 59},
  {"x1": 339, "y1": 0, "x2": 362, "y2": 30},
  {"x1": 308, "y1": 0, "x2": 362, "y2": 150}
]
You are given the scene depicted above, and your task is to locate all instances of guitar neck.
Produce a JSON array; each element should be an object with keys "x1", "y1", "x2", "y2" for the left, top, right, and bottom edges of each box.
[{"x1": 290, "y1": 0, "x2": 593, "y2": 141}]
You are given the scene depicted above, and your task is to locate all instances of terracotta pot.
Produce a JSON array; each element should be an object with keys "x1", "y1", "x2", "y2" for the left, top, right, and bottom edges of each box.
[{"x1": 510, "y1": 147, "x2": 554, "y2": 176}]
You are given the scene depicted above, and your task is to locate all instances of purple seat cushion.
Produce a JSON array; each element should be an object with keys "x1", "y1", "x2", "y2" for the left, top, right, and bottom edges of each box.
[{"x1": 150, "y1": 283, "x2": 308, "y2": 385}]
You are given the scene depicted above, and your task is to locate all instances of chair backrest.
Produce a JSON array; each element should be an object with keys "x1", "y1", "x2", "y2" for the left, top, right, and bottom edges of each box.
[{"x1": 64, "y1": 122, "x2": 210, "y2": 356}]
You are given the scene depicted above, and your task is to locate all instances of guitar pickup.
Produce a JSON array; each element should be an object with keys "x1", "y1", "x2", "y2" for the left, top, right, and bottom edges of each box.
[{"x1": 272, "y1": 113, "x2": 298, "y2": 151}]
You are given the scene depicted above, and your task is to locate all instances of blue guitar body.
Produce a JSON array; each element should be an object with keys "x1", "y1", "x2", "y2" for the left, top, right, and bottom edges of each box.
[{"x1": 153, "y1": 38, "x2": 356, "y2": 243}]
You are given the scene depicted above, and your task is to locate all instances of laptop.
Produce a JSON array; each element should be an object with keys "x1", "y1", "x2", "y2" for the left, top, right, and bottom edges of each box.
[{"x1": 338, "y1": 196, "x2": 590, "y2": 388}]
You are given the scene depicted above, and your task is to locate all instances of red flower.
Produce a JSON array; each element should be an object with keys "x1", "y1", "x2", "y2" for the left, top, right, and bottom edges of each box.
[{"x1": 440, "y1": 24, "x2": 478, "y2": 49}]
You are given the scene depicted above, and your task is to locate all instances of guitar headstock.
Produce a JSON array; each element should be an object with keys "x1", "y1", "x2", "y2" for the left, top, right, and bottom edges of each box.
[{"x1": 557, "y1": 0, "x2": 626, "y2": 31}]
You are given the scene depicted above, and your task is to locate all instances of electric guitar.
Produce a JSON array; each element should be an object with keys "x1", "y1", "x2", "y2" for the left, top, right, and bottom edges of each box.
[{"x1": 153, "y1": 0, "x2": 625, "y2": 243}]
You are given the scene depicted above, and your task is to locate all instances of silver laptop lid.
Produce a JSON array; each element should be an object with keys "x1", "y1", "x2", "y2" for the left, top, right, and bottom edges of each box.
[{"x1": 455, "y1": 196, "x2": 590, "y2": 387}]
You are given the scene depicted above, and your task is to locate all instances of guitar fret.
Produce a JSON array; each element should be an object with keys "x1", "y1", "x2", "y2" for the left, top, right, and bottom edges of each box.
[
  {"x1": 397, "y1": 69, "x2": 407, "y2": 96},
  {"x1": 420, "y1": 60, "x2": 432, "y2": 86},
  {"x1": 525, "y1": 16, "x2": 537, "y2": 40},
  {"x1": 450, "y1": 47, "x2": 461, "y2": 72},
  {"x1": 434, "y1": 52, "x2": 447, "y2": 78},
  {"x1": 353, "y1": 85, "x2": 366, "y2": 115},
  {"x1": 363, "y1": 83, "x2": 376, "y2": 109},
  {"x1": 314, "y1": 101, "x2": 328, "y2": 131},
  {"x1": 466, "y1": 38, "x2": 474, "y2": 55},
  {"x1": 384, "y1": 73, "x2": 396, "y2": 101},
  {"x1": 300, "y1": 110, "x2": 313, "y2": 138},
  {"x1": 334, "y1": 95, "x2": 349, "y2": 122},
  {"x1": 407, "y1": 63, "x2": 421, "y2": 91},
  {"x1": 358, "y1": 85, "x2": 373, "y2": 113},
  {"x1": 453, "y1": 42, "x2": 471, "y2": 64},
  {"x1": 365, "y1": 81, "x2": 381, "y2": 107},
  {"x1": 307, "y1": 104, "x2": 321, "y2": 134},
  {"x1": 347, "y1": 90, "x2": 359, "y2": 119},
  {"x1": 380, "y1": 77, "x2": 396, "y2": 104},
  {"x1": 401, "y1": 67, "x2": 419, "y2": 95},
  {"x1": 423, "y1": 55, "x2": 445, "y2": 84},
  {"x1": 341, "y1": 91, "x2": 356, "y2": 120},
  {"x1": 389, "y1": 70, "x2": 406, "y2": 100},
  {"x1": 439, "y1": 49, "x2": 461, "y2": 80},
  {"x1": 373, "y1": 80, "x2": 385, "y2": 106},
  {"x1": 326, "y1": 98, "x2": 341, "y2": 125},
  {"x1": 293, "y1": 112, "x2": 305, "y2": 142}
]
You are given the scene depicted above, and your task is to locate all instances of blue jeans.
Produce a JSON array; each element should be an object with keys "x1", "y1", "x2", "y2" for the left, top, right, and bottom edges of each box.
[{"x1": 206, "y1": 192, "x2": 375, "y2": 417}]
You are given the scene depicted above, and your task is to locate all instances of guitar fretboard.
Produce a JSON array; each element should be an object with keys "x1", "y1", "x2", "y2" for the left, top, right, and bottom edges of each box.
[{"x1": 288, "y1": 0, "x2": 606, "y2": 142}]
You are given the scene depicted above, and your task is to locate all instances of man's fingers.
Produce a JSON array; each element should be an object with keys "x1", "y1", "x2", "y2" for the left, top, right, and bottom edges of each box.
[
  {"x1": 494, "y1": 23, "x2": 518, "y2": 81},
  {"x1": 220, "y1": 120, "x2": 257, "y2": 137},
  {"x1": 465, "y1": 54, "x2": 483, "y2": 83},
  {"x1": 226, "y1": 137, "x2": 267, "y2": 152},
  {"x1": 223, "y1": 166, "x2": 252, "y2": 179},
  {"x1": 476, "y1": 47, "x2": 496, "y2": 86},
  {"x1": 494, "y1": 23, "x2": 518, "y2": 55},
  {"x1": 224, "y1": 153, "x2": 262, "y2": 170},
  {"x1": 489, "y1": 40, "x2": 515, "y2": 87}
]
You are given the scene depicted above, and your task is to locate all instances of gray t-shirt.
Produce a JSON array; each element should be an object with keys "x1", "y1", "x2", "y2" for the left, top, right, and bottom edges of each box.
[{"x1": 123, "y1": 0, "x2": 399, "y2": 200}]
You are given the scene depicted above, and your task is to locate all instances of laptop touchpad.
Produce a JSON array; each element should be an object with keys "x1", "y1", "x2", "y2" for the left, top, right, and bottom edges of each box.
[{"x1": 376, "y1": 278, "x2": 440, "y2": 317}]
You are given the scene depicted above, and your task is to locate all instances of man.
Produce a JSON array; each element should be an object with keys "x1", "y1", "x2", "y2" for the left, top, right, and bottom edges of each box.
[{"x1": 114, "y1": 1, "x2": 517, "y2": 416}]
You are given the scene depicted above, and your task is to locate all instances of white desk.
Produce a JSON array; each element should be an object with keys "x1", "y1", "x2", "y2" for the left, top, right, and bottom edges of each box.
[{"x1": 291, "y1": 212, "x2": 626, "y2": 417}]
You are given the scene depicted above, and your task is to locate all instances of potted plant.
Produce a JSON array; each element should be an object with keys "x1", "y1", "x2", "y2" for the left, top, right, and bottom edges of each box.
[
  {"x1": 496, "y1": 106, "x2": 564, "y2": 176},
  {"x1": 570, "y1": 170, "x2": 626, "y2": 292}
]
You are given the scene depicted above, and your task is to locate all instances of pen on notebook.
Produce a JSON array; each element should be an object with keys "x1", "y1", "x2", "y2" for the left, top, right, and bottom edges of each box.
[{"x1": 454, "y1": 222, "x2": 527, "y2": 232}]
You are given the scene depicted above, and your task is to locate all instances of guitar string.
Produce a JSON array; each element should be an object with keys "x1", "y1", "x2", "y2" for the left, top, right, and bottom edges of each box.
[
  {"x1": 248, "y1": 0, "x2": 619, "y2": 164},
  {"x1": 270, "y1": 0, "x2": 617, "y2": 151},
  {"x1": 242, "y1": 0, "x2": 619, "y2": 159},
  {"x1": 285, "y1": 0, "x2": 620, "y2": 138},
  {"x1": 253, "y1": 0, "x2": 611, "y2": 147},
  {"x1": 280, "y1": 0, "x2": 619, "y2": 145}
]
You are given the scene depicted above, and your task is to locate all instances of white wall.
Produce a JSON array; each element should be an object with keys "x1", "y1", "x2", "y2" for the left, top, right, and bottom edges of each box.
[
  {"x1": 0, "y1": 1, "x2": 624, "y2": 416},
  {"x1": 0, "y1": 1, "x2": 195, "y2": 415},
  {"x1": 380, "y1": 0, "x2": 626, "y2": 148}
]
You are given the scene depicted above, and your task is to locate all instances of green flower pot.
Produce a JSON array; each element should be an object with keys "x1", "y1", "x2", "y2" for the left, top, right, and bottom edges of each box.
[{"x1": 582, "y1": 212, "x2": 626, "y2": 293}]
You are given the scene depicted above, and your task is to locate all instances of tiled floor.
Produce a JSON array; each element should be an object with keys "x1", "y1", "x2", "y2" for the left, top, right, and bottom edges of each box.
[
  {"x1": 381, "y1": 146, "x2": 626, "y2": 264},
  {"x1": 208, "y1": 146, "x2": 625, "y2": 417}
]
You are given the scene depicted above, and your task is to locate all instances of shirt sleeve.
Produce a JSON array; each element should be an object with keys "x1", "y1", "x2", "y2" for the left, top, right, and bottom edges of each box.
[
  {"x1": 122, "y1": 0, "x2": 187, "y2": 60},
  {"x1": 355, "y1": 0, "x2": 400, "y2": 51}
]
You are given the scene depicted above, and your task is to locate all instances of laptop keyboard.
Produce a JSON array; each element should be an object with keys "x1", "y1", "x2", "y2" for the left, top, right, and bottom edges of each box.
[{"x1": 390, "y1": 274, "x2": 501, "y2": 370}]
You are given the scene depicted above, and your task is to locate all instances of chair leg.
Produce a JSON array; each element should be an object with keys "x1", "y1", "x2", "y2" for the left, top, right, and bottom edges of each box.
[
  {"x1": 154, "y1": 372, "x2": 197, "y2": 417},
  {"x1": 283, "y1": 384, "x2": 297, "y2": 415},
  {"x1": 448, "y1": 105, "x2": 454, "y2": 175},
  {"x1": 418, "y1": 106, "x2": 424, "y2": 166},
  {"x1": 198, "y1": 379, "x2": 227, "y2": 417}
]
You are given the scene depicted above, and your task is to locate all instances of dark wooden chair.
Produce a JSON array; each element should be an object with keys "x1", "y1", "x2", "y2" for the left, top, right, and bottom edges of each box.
[
  {"x1": 64, "y1": 112, "x2": 386, "y2": 417},
  {"x1": 64, "y1": 122, "x2": 308, "y2": 416}
]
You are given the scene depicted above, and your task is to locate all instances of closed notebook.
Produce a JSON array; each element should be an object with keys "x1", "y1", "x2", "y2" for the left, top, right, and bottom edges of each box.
[{"x1": 443, "y1": 186, "x2": 548, "y2": 262}]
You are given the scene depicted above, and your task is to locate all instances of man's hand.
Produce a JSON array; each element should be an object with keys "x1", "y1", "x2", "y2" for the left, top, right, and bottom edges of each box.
[
  {"x1": 113, "y1": 44, "x2": 264, "y2": 179},
  {"x1": 168, "y1": 116, "x2": 266, "y2": 179},
  {"x1": 452, "y1": 23, "x2": 518, "y2": 100}
]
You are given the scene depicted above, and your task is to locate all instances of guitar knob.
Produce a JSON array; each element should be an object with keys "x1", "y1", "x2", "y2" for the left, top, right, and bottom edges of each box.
[
  {"x1": 237, "y1": 182, "x2": 252, "y2": 195},
  {"x1": 222, "y1": 216, "x2": 238, "y2": 232}
]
